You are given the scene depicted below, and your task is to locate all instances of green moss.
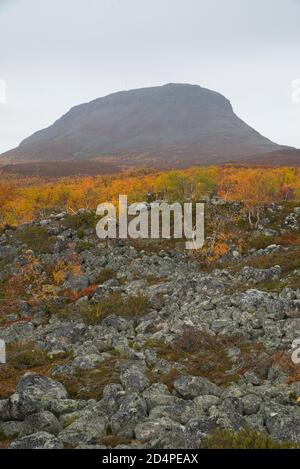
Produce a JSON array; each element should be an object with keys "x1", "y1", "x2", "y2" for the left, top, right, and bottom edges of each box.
[
  {"x1": 202, "y1": 428, "x2": 300, "y2": 449},
  {"x1": 0, "y1": 431, "x2": 9, "y2": 442},
  {"x1": 0, "y1": 430, "x2": 16, "y2": 447}
]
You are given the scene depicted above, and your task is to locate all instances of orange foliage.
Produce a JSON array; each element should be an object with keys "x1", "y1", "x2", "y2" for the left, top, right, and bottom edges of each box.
[
  {"x1": 0, "y1": 166, "x2": 299, "y2": 227},
  {"x1": 69, "y1": 285, "x2": 98, "y2": 302}
]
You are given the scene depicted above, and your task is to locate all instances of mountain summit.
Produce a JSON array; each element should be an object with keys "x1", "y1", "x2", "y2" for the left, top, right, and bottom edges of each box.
[{"x1": 0, "y1": 83, "x2": 289, "y2": 167}]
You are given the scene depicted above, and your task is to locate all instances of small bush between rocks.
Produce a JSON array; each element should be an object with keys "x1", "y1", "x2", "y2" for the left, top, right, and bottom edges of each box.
[
  {"x1": 76, "y1": 228, "x2": 85, "y2": 239},
  {"x1": 147, "y1": 368, "x2": 182, "y2": 392},
  {"x1": 273, "y1": 351, "x2": 300, "y2": 385},
  {"x1": 248, "y1": 234, "x2": 276, "y2": 250},
  {"x1": 59, "y1": 357, "x2": 121, "y2": 400},
  {"x1": 16, "y1": 226, "x2": 55, "y2": 253},
  {"x1": 202, "y1": 428, "x2": 300, "y2": 449},
  {"x1": 94, "y1": 268, "x2": 116, "y2": 284},
  {"x1": 8, "y1": 345, "x2": 49, "y2": 370},
  {"x1": 275, "y1": 231, "x2": 300, "y2": 246},
  {"x1": 63, "y1": 211, "x2": 97, "y2": 231},
  {"x1": 101, "y1": 435, "x2": 133, "y2": 448},
  {"x1": 76, "y1": 240, "x2": 94, "y2": 252},
  {"x1": 0, "y1": 431, "x2": 14, "y2": 449},
  {"x1": 0, "y1": 342, "x2": 70, "y2": 399},
  {"x1": 146, "y1": 276, "x2": 167, "y2": 285},
  {"x1": 146, "y1": 328, "x2": 272, "y2": 387},
  {"x1": 80, "y1": 292, "x2": 150, "y2": 324},
  {"x1": 231, "y1": 246, "x2": 300, "y2": 274}
]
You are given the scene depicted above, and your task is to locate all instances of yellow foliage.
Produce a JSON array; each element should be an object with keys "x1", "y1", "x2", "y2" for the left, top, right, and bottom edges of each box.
[{"x1": 0, "y1": 166, "x2": 299, "y2": 227}]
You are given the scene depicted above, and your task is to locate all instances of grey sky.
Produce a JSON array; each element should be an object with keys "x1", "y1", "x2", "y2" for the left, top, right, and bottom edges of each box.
[{"x1": 0, "y1": 0, "x2": 299, "y2": 154}]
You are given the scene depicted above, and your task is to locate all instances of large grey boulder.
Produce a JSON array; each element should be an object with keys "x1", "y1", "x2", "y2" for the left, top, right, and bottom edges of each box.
[
  {"x1": 10, "y1": 431, "x2": 63, "y2": 449},
  {"x1": 16, "y1": 374, "x2": 68, "y2": 402},
  {"x1": 264, "y1": 404, "x2": 300, "y2": 442},
  {"x1": 21, "y1": 411, "x2": 62, "y2": 436},
  {"x1": 185, "y1": 416, "x2": 218, "y2": 448},
  {"x1": 241, "y1": 394, "x2": 262, "y2": 416},
  {"x1": 135, "y1": 417, "x2": 187, "y2": 449},
  {"x1": 59, "y1": 414, "x2": 107, "y2": 446},
  {"x1": 0, "y1": 420, "x2": 23, "y2": 438},
  {"x1": 2, "y1": 374, "x2": 69, "y2": 420},
  {"x1": 120, "y1": 366, "x2": 149, "y2": 393},
  {"x1": 111, "y1": 393, "x2": 147, "y2": 438},
  {"x1": 142, "y1": 383, "x2": 178, "y2": 412},
  {"x1": 1, "y1": 393, "x2": 39, "y2": 421},
  {"x1": 173, "y1": 375, "x2": 221, "y2": 399}
]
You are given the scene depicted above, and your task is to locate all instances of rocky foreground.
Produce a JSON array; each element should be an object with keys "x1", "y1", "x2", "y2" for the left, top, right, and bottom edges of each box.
[{"x1": 0, "y1": 203, "x2": 300, "y2": 449}]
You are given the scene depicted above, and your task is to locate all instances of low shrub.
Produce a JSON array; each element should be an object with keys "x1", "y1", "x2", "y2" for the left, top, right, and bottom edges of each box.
[
  {"x1": 63, "y1": 211, "x2": 97, "y2": 231},
  {"x1": 202, "y1": 428, "x2": 300, "y2": 449},
  {"x1": 231, "y1": 246, "x2": 300, "y2": 274},
  {"x1": 76, "y1": 240, "x2": 94, "y2": 252},
  {"x1": 101, "y1": 435, "x2": 133, "y2": 448},
  {"x1": 16, "y1": 226, "x2": 55, "y2": 253},
  {"x1": 248, "y1": 235, "x2": 276, "y2": 250},
  {"x1": 8, "y1": 344, "x2": 49, "y2": 370},
  {"x1": 94, "y1": 268, "x2": 116, "y2": 284},
  {"x1": 145, "y1": 328, "x2": 272, "y2": 387},
  {"x1": 59, "y1": 357, "x2": 120, "y2": 400},
  {"x1": 80, "y1": 292, "x2": 150, "y2": 325},
  {"x1": 0, "y1": 342, "x2": 70, "y2": 399}
]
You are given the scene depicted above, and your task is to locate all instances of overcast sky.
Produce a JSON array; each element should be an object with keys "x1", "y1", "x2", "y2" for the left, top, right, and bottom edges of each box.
[{"x1": 0, "y1": 0, "x2": 299, "y2": 154}]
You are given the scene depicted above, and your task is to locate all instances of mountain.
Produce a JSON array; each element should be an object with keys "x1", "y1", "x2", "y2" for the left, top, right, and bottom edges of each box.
[{"x1": 0, "y1": 83, "x2": 295, "y2": 168}]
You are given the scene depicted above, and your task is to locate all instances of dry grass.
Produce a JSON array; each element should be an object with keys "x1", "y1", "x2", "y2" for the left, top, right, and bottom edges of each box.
[
  {"x1": 202, "y1": 428, "x2": 300, "y2": 449},
  {"x1": 0, "y1": 342, "x2": 70, "y2": 399},
  {"x1": 63, "y1": 211, "x2": 97, "y2": 231},
  {"x1": 8, "y1": 344, "x2": 49, "y2": 370},
  {"x1": 79, "y1": 292, "x2": 150, "y2": 325},
  {"x1": 145, "y1": 328, "x2": 275, "y2": 387},
  {"x1": 147, "y1": 368, "x2": 182, "y2": 392},
  {"x1": 58, "y1": 356, "x2": 121, "y2": 400},
  {"x1": 146, "y1": 276, "x2": 167, "y2": 286},
  {"x1": 0, "y1": 434, "x2": 14, "y2": 449},
  {"x1": 16, "y1": 226, "x2": 56, "y2": 253},
  {"x1": 228, "y1": 246, "x2": 300, "y2": 274},
  {"x1": 94, "y1": 268, "x2": 116, "y2": 284},
  {"x1": 101, "y1": 435, "x2": 133, "y2": 448},
  {"x1": 273, "y1": 351, "x2": 300, "y2": 386}
]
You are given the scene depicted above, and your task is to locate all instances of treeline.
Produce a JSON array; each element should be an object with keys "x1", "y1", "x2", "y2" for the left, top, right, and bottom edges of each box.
[{"x1": 1, "y1": 166, "x2": 300, "y2": 226}]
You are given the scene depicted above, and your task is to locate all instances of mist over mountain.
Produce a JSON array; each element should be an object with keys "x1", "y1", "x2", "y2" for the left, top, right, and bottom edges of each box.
[{"x1": 0, "y1": 83, "x2": 295, "y2": 169}]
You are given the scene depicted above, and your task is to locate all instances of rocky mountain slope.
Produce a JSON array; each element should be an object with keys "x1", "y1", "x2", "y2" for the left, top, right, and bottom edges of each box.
[
  {"x1": 0, "y1": 201, "x2": 300, "y2": 449},
  {"x1": 0, "y1": 84, "x2": 287, "y2": 168}
]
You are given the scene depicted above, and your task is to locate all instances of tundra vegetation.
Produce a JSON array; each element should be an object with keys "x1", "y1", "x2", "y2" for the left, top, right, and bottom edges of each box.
[{"x1": 0, "y1": 165, "x2": 300, "y2": 449}]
